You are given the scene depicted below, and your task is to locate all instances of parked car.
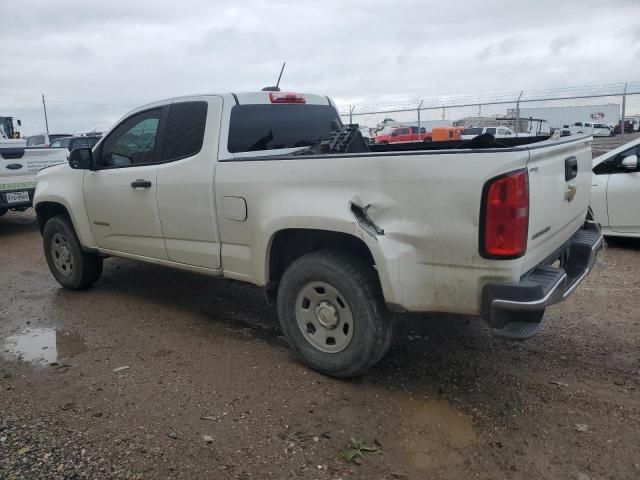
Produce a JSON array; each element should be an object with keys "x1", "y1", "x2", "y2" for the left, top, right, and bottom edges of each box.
[
  {"x1": 592, "y1": 123, "x2": 611, "y2": 137},
  {"x1": 26, "y1": 133, "x2": 73, "y2": 148},
  {"x1": 568, "y1": 121, "x2": 609, "y2": 137},
  {"x1": 612, "y1": 120, "x2": 636, "y2": 135},
  {"x1": 0, "y1": 144, "x2": 68, "y2": 216},
  {"x1": 50, "y1": 135, "x2": 101, "y2": 153},
  {"x1": 460, "y1": 126, "x2": 527, "y2": 140},
  {"x1": 374, "y1": 126, "x2": 431, "y2": 144},
  {"x1": 34, "y1": 91, "x2": 601, "y2": 377},
  {"x1": 591, "y1": 137, "x2": 640, "y2": 238}
]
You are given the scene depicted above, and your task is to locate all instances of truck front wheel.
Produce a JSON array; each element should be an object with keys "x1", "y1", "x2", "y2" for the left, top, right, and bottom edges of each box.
[
  {"x1": 277, "y1": 249, "x2": 393, "y2": 378},
  {"x1": 43, "y1": 215, "x2": 103, "y2": 290}
]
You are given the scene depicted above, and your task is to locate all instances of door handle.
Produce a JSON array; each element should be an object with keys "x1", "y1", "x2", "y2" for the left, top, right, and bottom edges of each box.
[
  {"x1": 131, "y1": 179, "x2": 152, "y2": 189},
  {"x1": 565, "y1": 156, "x2": 578, "y2": 181}
]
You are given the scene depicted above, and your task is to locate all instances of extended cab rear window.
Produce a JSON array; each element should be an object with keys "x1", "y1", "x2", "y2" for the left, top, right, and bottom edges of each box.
[
  {"x1": 163, "y1": 101, "x2": 208, "y2": 161},
  {"x1": 227, "y1": 104, "x2": 342, "y2": 153},
  {"x1": 462, "y1": 128, "x2": 483, "y2": 135}
]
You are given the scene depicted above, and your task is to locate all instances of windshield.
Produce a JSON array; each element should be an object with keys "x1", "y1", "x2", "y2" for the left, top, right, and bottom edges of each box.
[
  {"x1": 228, "y1": 104, "x2": 342, "y2": 153},
  {"x1": 0, "y1": 118, "x2": 12, "y2": 138}
]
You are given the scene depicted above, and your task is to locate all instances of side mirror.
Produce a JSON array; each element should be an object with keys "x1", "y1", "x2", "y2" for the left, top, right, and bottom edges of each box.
[
  {"x1": 621, "y1": 154, "x2": 638, "y2": 171},
  {"x1": 68, "y1": 148, "x2": 93, "y2": 170},
  {"x1": 17, "y1": 120, "x2": 22, "y2": 126}
]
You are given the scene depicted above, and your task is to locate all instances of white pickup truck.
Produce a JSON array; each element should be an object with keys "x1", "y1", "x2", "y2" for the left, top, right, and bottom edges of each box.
[
  {"x1": 0, "y1": 145, "x2": 67, "y2": 216},
  {"x1": 33, "y1": 91, "x2": 603, "y2": 377}
]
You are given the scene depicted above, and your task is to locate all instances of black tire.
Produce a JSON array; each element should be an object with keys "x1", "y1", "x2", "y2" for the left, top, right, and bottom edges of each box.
[
  {"x1": 0, "y1": 208, "x2": 7, "y2": 217},
  {"x1": 379, "y1": 140, "x2": 389, "y2": 145},
  {"x1": 423, "y1": 137, "x2": 432, "y2": 142},
  {"x1": 43, "y1": 215, "x2": 103, "y2": 289},
  {"x1": 277, "y1": 249, "x2": 393, "y2": 378}
]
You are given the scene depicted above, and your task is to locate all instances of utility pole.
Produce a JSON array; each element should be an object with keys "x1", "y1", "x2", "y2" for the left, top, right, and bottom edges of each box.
[
  {"x1": 620, "y1": 82, "x2": 628, "y2": 139},
  {"x1": 515, "y1": 90, "x2": 523, "y2": 137},
  {"x1": 42, "y1": 94, "x2": 50, "y2": 134}
]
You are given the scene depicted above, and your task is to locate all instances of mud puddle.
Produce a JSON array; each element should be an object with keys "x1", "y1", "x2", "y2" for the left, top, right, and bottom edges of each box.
[
  {"x1": 2, "y1": 327, "x2": 87, "y2": 365},
  {"x1": 387, "y1": 391, "x2": 477, "y2": 473}
]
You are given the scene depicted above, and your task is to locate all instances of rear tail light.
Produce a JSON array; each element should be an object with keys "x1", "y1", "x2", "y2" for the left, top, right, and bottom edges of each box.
[
  {"x1": 480, "y1": 169, "x2": 529, "y2": 259},
  {"x1": 269, "y1": 92, "x2": 306, "y2": 104}
]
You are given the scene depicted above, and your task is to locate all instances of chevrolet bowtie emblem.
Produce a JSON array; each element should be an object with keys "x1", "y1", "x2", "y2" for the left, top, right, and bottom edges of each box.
[{"x1": 564, "y1": 183, "x2": 577, "y2": 202}]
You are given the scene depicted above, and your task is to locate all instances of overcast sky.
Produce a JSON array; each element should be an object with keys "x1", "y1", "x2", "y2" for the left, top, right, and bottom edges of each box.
[{"x1": 1, "y1": 0, "x2": 640, "y2": 135}]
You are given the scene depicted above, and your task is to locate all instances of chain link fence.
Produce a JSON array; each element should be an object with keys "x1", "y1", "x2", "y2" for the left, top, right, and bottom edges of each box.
[{"x1": 337, "y1": 82, "x2": 640, "y2": 142}]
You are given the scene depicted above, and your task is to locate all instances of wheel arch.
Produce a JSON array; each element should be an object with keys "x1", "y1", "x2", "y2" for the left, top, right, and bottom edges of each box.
[
  {"x1": 35, "y1": 200, "x2": 96, "y2": 249},
  {"x1": 264, "y1": 227, "x2": 396, "y2": 307},
  {"x1": 35, "y1": 201, "x2": 71, "y2": 233}
]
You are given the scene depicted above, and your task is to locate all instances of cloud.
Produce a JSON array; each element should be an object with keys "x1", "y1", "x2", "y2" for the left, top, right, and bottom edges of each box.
[
  {"x1": 1, "y1": 0, "x2": 639, "y2": 134},
  {"x1": 549, "y1": 35, "x2": 578, "y2": 54}
]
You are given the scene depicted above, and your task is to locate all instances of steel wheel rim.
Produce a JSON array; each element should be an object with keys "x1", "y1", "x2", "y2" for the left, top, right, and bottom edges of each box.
[
  {"x1": 50, "y1": 232, "x2": 74, "y2": 277},
  {"x1": 295, "y1": 281, "x2": 354, "y2": 353}
]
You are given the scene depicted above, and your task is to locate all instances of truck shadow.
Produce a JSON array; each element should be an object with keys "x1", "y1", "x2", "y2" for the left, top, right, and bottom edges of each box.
[
  {"x1": 63, "y1": 257, "x2": 584, "y2": 406},
  {"x1": 603, "y1": 236, "x2": 640, "y2": 251}
]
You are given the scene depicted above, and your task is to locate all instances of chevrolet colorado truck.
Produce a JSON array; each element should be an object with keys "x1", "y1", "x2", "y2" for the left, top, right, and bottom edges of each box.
[
  {"x1": 0, "y1": 145, "x2": 67, "y2": 215},
  {"x1": 33, "y1": 91, "x2": 603, "y2": 377}
]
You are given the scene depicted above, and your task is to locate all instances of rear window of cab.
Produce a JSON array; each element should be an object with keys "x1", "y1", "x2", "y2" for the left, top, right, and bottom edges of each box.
[{"x1": 227, "y1": 104, "x2": 342, "y2": 153}]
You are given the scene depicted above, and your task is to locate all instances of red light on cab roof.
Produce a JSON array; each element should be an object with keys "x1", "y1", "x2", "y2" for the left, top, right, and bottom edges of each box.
[{"x1": 269, "y1": 92, "x2": 306, "y2": 104}]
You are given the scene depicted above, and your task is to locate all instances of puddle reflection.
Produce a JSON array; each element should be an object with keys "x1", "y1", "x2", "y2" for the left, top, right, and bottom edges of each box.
[{"x1": 2, "y1": 328, "x2": 87, "y2": 365}]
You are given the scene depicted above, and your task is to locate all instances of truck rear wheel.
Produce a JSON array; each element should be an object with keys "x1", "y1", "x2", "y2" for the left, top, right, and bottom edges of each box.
[
  {"x1": 43, "y1": 215, "x2": 103, "y2": 290},
  {"x1": 277, "y1": 249, "x2": 393, "y2": 378}
]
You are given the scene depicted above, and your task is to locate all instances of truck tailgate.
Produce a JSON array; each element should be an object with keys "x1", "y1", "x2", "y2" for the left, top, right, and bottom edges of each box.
[{"x1": 524, "y1": 136, "x2": 593, "y2": 272}]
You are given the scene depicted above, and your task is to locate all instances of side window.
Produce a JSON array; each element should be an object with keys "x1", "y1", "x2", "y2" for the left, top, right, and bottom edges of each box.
[
  {"x1": 619, "y1": 145, "x2": 640, "y2": 168},
  {"x1": 28, "y1": 135, "x2": 44, "y2": 146},
  {"x1": 50, "y1": 140, "x2": 61, "y2": 148},
  {"x1": 420, "y1": 127, "x2": 426, "y2": 133},
  {"x1": 594, "y1": 145, "x2": 640, "y2": 175},
  {"x1": 486, "y1": 127, "x2": 496, "y2": 135},
  {"x1": 410, "y1": 126, "x2": 418, "y2": 134},
  {"x1": 162, "y1": 101, "x2": 208, "y2": 162},
  {"x1": 98, "y1": 109, "x2": 162, "y2": 168}
]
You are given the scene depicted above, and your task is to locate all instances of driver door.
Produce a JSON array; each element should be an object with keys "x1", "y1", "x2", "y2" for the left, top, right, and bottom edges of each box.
[
  {"x1": 604, "y1": 144, "x2": 640, "y2": 234},
  {"x1": 83, "y1": 107, "x2": 169, "y2": 259}
]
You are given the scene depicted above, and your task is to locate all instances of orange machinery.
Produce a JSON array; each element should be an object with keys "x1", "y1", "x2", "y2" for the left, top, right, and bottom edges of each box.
[{"x1": 431, "y1": 127, "x2": 463, "y2": 142}]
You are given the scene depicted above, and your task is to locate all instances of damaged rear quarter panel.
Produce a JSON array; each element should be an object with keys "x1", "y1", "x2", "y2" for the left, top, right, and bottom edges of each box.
[{"x1": 215, "y1": 148, "x2": 529, "y2": 314}]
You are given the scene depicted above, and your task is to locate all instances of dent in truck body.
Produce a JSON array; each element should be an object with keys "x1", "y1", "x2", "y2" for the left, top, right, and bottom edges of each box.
[{"x1": 214, "y1": 145, "x2": 533, "y2": 315}]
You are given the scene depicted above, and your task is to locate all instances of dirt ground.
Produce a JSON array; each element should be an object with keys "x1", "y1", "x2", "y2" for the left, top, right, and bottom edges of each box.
[
  {"x1": 1, "y1": 213, "x2": 639, "y2": 480},
  {"x1": 1, "y1": 148, "x2": 640, "y2": 479}
]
